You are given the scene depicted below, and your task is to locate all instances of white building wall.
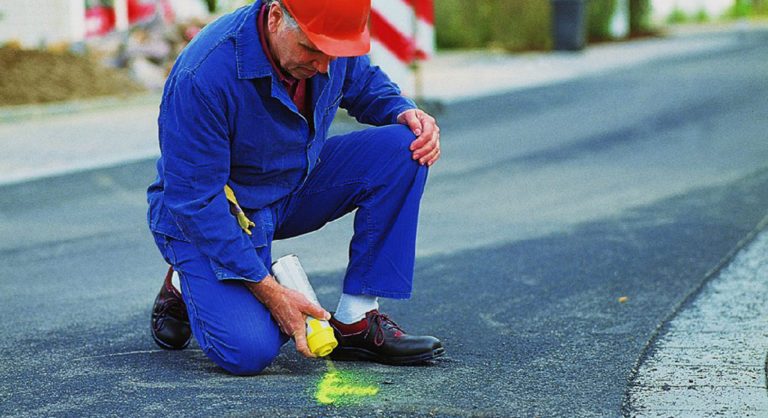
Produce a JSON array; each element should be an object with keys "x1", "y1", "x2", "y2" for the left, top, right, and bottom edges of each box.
[{"x1": 0, "y1": 0, "x2": 84, "y2": 47}]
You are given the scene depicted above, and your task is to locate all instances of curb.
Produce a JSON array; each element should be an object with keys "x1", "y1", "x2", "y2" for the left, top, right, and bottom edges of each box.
[
  {"x1": 622, "y1": 211, "x2": 768, "y2": 416},
  {"x1": 0, "y1": 91, "x2": 161, "y2": 123}
]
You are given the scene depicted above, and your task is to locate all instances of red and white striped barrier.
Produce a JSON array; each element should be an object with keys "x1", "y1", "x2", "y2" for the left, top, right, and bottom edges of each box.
[
  {"x1": 369, "y1": 0, "x2": 434, "y2": 98},
  {"x1": 85, "y1": 0, "x2": 174, "y2": 38}
]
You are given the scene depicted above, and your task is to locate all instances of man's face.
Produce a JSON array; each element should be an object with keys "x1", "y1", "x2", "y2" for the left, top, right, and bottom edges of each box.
[{"x1": 266, "y1": 3, "x2": 336, "y2": 80}]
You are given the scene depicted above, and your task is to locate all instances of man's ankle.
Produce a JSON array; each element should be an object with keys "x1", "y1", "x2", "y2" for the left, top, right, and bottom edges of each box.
[
  {"x1": 333, "y1": 293, "x2": 378, "y2": 324},
  {"x1": 330, "y1": 314, "x2": 370, "y2": 335}
]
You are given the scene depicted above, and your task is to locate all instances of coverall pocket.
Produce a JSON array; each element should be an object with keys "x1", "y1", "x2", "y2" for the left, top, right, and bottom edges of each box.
[
  {"x1": 208, "y1": 259, "x2": 247, "y2": 281},
  {"x1": 244, "y1": 207, "x2": 272, "y2": 249},
  {"x1": 208, "y1": 207, "x2": 273, "y2": 281}
]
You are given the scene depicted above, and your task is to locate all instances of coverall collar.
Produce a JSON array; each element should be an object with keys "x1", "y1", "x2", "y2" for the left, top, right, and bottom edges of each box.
[{"x1": 234, "y1": 1, "x2": 272, "y2": 80}]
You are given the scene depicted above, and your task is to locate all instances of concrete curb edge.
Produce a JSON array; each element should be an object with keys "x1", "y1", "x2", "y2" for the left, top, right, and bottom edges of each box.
[{"x1": 621, "y1": 207, "x2": 768, "y2": 416}]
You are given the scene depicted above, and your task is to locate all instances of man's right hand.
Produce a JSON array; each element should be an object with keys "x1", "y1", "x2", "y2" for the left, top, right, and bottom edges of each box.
[{"x1": 245, "y1": 275, "x2": 330, "y2": 358}]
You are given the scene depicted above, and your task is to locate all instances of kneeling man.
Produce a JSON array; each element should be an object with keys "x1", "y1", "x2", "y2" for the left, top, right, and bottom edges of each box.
[{"x1": 147, "y1": 0, "x2": 442, "y2": 375}]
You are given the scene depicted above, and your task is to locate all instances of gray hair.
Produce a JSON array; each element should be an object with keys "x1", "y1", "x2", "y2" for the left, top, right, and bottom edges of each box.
[{"x1": 265, "y1": 0, "x2": 299, "y2": 29}]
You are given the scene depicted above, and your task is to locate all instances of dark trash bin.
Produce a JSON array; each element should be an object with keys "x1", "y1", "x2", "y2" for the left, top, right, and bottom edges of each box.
[{"x1": 551, "y1": 0, "x2": 587, "y2": 51}]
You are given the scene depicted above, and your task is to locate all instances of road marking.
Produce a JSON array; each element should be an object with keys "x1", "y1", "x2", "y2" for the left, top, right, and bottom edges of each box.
[
  {"x1": 71, "y1": 349, "x2": 166, "y2": 361},
  {"x1": 315, "y1": 360, "x2": 379, "y2": 405},
  {"x1": 625, "y1": 222, "x2": 768, "y2": 416}
]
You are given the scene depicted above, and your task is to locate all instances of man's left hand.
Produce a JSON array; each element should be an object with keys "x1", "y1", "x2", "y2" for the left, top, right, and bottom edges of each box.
[{"x1": 397, "y1": 109, "x2": 441, "y2": 167}]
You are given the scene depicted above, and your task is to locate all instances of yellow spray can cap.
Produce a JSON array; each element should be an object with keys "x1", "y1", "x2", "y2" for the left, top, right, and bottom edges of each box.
[{"x1": 306, "y1": 318, "x2": 338, "y2": 357}]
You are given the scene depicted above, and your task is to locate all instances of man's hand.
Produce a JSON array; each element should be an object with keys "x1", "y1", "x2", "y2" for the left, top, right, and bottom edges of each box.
[
  {"x1": 246, "y1": 275, "x2": 330, "y2": 358},
  {"x1": 397, "y1": 108, "x2": 441, "y2": 167}
]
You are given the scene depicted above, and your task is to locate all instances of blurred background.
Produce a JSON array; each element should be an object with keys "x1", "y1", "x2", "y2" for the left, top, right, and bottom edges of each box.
[{"x1": 0, "y1": 0, "x2": 766, "y2": 106}]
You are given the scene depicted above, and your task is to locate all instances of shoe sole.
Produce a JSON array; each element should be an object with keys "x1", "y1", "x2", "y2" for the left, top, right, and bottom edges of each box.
[
  {"x1": 150, "y1": 325, "x2": 191, "y2": 350},
  {"x1": 329, "y1": 345, "x2": 445, "y2": 365}
]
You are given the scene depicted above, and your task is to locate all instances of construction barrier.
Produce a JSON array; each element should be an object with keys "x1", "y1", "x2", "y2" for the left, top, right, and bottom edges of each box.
[
  {"x1": 86, "y1": 0, "x2": 173, "y2": 37},
  {"x1": 369, "y1": 0, "x2": 434, "y2": 98}
]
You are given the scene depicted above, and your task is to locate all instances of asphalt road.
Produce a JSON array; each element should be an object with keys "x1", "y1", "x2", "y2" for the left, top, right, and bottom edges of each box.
[{"x1": 1, "y1": 31, "x2": 768, "y2": 416}]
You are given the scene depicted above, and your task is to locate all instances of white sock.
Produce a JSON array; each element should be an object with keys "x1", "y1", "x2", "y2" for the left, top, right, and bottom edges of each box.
[
  {"x1": 171, "y1": 270, "x2": 182, "y2": 292},
  {"x1": 334, "y1": 293, "x2": 379, "y2": 324}
]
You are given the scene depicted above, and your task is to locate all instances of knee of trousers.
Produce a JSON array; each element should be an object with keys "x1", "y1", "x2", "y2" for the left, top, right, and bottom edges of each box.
[
  {"x1": 372, "y1": 124, "x2": 427, "y2": 176},
  {"x1": 202, "y1": 333, "x2": 282, "y2": 376},
  {"x1": 377, "y1": 124, "x2": 415, "y2": 158}
]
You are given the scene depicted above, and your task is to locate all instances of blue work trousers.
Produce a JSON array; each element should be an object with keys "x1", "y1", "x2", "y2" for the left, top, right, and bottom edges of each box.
[{"x1": 152, "y1": 125, "x2": 428, "y2": 375}]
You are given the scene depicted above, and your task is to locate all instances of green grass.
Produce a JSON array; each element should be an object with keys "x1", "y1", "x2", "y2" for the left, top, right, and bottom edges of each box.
[
  {"x1": 757, "y1": 0, "x2": 768, "y2": 14},
  {"x1": 729, "y1": 0, "x2": 753, "y2": 18},
  {"x1": 663, "y1": 0, "x2": 767, "y2": 24},
  {"x1": 630, "y1": 0, "x2": 654, "y2": 34},
  {"x1": 588, "y1": 0, "x2": 617, "y2": 41},
  {"x1": 667, "y1": 8, "x2": 689, "y2": 24},
  {"x1": 728, "y1": 0, "x2": 768, "y2": 17},
  {"x1": 435, "y1": 0, "x2": 654, "y2": 51},
  {"x1": 434, "y1": 0, "x2": 552, "y2": 52},
  {"x1": 695, "y1": 9, "x2": 711, "y2": 23}
]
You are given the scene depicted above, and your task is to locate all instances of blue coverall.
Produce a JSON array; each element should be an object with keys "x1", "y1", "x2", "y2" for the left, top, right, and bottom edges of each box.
[{"x1": 147, "y1": 2, "x2": 428, "y2": 374}]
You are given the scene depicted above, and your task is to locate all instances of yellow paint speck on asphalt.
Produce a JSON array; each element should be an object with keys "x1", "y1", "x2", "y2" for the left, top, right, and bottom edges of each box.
[{"x1": 315, "y1": 360, "x2": 379, "y2": 405}]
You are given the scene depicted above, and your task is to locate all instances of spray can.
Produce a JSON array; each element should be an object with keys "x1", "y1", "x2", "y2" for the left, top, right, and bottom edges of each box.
[{"x1": 271, "y1": 255, "x2": 338, "y2": 357}]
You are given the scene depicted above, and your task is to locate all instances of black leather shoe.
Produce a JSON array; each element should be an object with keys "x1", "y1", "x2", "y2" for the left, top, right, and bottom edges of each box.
[
  {"x1": 329, "y1": 310, "x2": 444, "y2": 365},
  {"x1": 151, "y1": 267, "x2": 191, "y2": 350}
]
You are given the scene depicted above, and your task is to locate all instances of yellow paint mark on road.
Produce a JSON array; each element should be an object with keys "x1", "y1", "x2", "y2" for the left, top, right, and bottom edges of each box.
[{"x1": 315, "y1": 360, "x2": 379, "y2": 405}]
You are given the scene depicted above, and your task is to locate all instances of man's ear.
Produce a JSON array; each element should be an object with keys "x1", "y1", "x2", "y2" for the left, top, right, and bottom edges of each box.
[{"x1": 266, "y1": 3, "x2": 283, "y2": 33}]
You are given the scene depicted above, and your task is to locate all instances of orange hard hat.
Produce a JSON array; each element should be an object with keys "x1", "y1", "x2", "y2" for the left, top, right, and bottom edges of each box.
[{"x1": 280, "y1": 0, "x2": 371, "y2": 57}]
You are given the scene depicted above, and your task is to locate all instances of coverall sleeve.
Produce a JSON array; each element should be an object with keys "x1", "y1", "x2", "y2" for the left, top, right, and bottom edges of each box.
[
  {"x1": 340, "y1": 54, "x2": 418, "y2": 126},
  {"x1": 160, "y1": 70, "x2": 270, "y2": 283}
]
